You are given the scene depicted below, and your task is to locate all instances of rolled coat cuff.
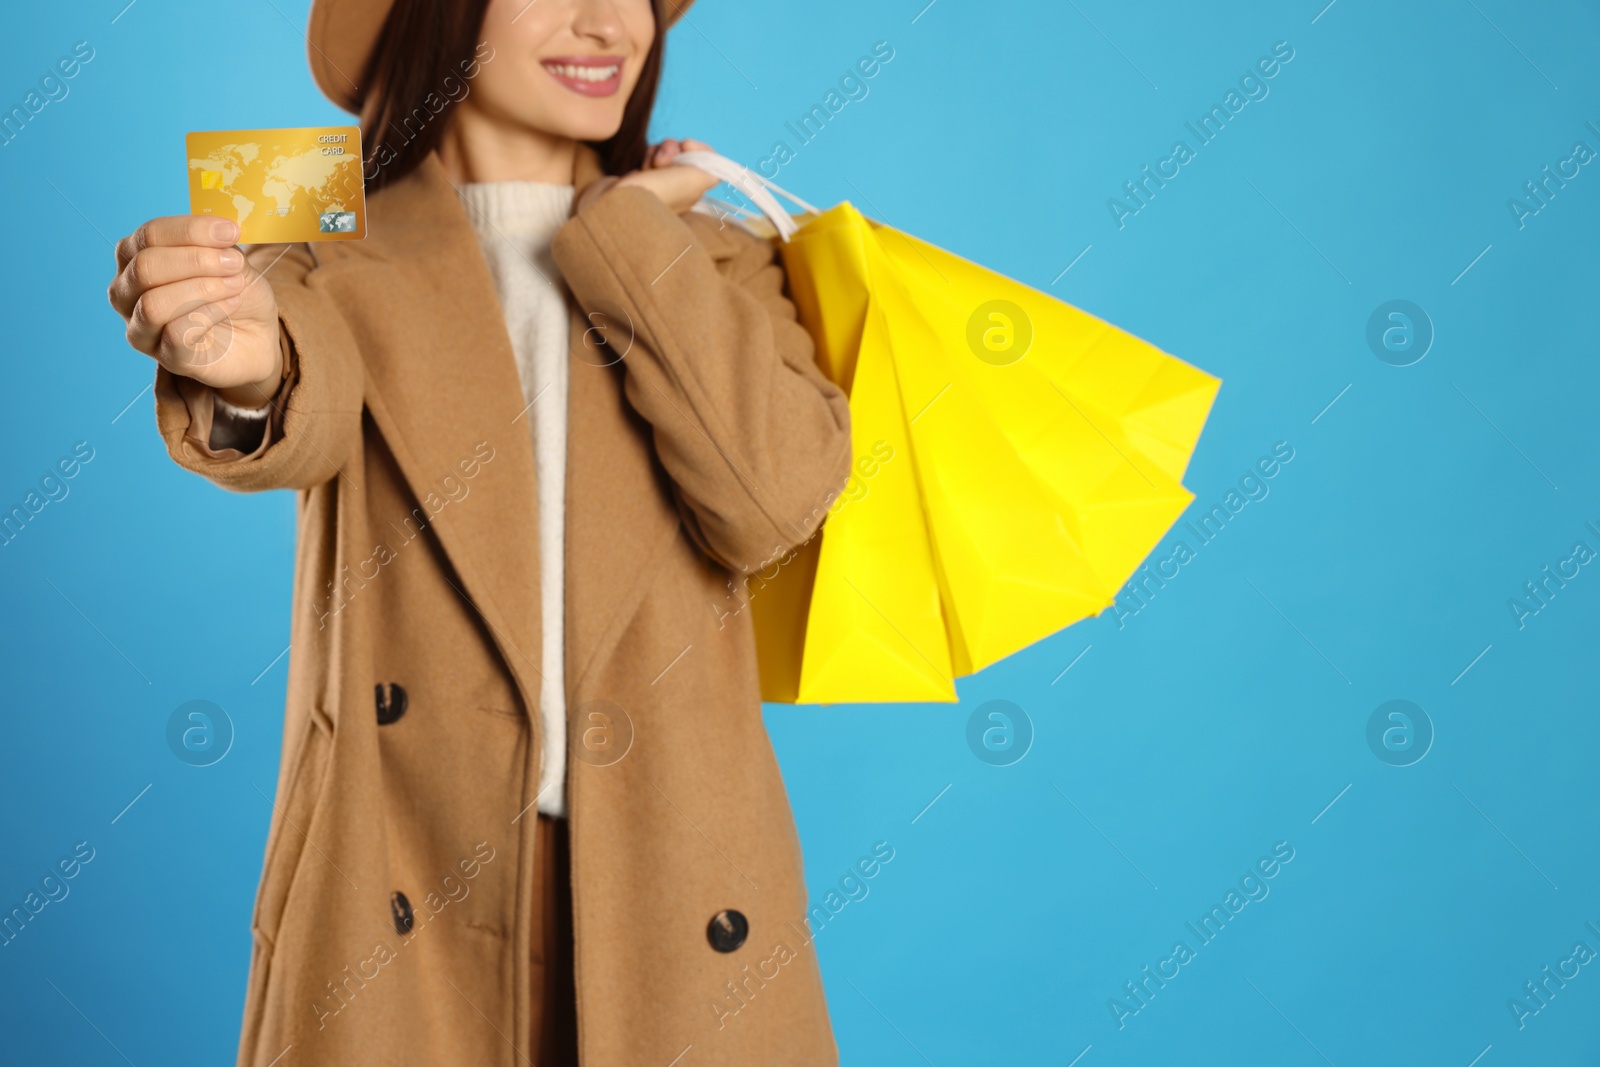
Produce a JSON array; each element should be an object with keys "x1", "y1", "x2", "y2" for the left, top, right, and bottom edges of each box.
[{"x1": 167, "y1": 328, "x2": 297, "y2": 463}]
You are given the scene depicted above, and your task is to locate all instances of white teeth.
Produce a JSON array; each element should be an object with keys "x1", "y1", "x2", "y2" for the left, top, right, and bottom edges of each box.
[{"x1": 546, "y1": 63, "x2": 619, "y2": 82}]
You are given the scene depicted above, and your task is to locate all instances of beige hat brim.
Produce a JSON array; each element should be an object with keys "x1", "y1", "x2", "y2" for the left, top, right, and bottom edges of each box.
[{"x1": 308, "y1": 0, "x2": 696, "y2": 115}]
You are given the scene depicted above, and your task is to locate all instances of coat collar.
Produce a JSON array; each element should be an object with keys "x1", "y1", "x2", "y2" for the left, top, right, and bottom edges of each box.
[{"x1": 345, "y1": 144, "x2": 659, "y2": 723}]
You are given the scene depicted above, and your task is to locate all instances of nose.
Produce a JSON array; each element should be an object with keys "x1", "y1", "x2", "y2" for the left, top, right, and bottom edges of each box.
[{"x1": 570, "y1": 0, "x2": 629, "y2": 48}]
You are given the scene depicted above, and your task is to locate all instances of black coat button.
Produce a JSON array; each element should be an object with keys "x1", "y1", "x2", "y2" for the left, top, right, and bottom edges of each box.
[
  {"x1": 390, "y1": 891, "x2": 414, "y2": 935},
  {"x1": 376, "y1": 683, "x2": 408, "y2": 725},
  {"x1": 707, "y1": 909, "x2": 748, "y2": 953}
]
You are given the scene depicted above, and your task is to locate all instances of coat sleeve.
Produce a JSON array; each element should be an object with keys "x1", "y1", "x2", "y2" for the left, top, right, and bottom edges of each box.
[
  {"x1": 551, "y1": 186, "x2": 853, "y2": 575},
  {"x1": 153, "y1": 243, "x2": 365, "y2": 493}
]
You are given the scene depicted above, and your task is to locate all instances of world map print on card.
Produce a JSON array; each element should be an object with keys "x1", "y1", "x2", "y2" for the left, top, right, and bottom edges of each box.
[{"x1": 187, "y1": 126, "x2": 366, "y2": 243}]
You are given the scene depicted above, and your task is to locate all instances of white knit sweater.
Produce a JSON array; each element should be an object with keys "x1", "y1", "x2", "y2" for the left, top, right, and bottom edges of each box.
[{"x1": 457, "y1": 180, "x2": 575, "y2": 818}]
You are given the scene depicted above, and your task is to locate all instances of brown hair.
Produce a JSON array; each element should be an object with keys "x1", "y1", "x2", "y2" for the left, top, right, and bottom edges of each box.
[{"x1": 357, "y1": 0, "x2": 666, "y2": 192}]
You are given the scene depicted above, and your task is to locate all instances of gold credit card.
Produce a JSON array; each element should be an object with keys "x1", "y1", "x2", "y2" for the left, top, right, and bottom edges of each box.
[{"x1": 187, "y1": 126, "x2": 366, "y2": 243}]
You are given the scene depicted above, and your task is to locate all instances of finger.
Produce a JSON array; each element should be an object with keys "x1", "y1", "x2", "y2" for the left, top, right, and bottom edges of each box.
[
  {"x1": 115, "y1": 215, "x2": 241, "y2": 273},
  {"x1": 651, "y1": 139, "x2": 681, "y2": 167},
  {"x1": 110, "y1": 244, "x2": 246, "y2": 318},
  {"x1": 125, "y1": 275, "x2": 250, "y2": 355},
  {"x1": 158, "y1": 299, "x2": 241, "y2": 374},
  {"x1": 680, "y1": 138, "x2": 714, "y2": 154}
]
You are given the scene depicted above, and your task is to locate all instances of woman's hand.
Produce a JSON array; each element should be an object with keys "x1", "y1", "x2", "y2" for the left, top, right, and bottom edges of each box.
[
  {"x1": 607, "y1": 138, "x2": 720, "y2": 215},
  {"x1": 108, "y1": 216, "x2": 284, "y2": 409}
]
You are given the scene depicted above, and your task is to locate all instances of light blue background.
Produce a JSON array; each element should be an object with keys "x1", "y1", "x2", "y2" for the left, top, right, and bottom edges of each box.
[{"x1": 3, "y1": 0, "x2": 1598, "y2": 1063}]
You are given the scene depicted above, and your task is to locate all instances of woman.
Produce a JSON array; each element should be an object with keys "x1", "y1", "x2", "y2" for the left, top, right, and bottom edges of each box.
[{"x1": 105, "y1": 0, "x2": 852, "y2": 1063}]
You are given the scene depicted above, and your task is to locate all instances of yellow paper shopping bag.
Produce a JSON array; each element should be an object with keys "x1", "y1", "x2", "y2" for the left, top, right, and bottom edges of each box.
[{"x1": 676, "y1": 154, "x2": 1221, "y2": 704}]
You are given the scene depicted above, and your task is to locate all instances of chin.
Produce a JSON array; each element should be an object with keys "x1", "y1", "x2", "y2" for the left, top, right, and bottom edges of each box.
[
  {"x1": 563, "y1": 116, "x2": 627, "y2": 144},
  {"x1": 520, "y1": 100, "x2": 627, "y2": 146}
]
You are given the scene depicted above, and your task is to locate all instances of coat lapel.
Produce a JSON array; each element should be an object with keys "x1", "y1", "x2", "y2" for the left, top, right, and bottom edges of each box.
[
  {"x1": 354, "y1": 146, "x2": 679, "y2": 718},
  {"x1": 562, "y1": 310, "x2": 684, "y2": 697},
  {"x1": 358, "y1": 153, "x2": 545, "y2": 714},
  {"x1": 562, "y1": 148, "x2": 685, "y2": 694}
]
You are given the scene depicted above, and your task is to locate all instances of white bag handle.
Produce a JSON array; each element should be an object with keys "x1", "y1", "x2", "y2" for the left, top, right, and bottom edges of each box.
[{"x1": 671, "y1": 150, "x2": 821, "y2": 241}]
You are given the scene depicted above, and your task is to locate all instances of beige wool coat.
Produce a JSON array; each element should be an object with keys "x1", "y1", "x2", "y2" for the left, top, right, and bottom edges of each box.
[{"x1": 154, "y1": 145, "x2": 853, "y2": 1065}]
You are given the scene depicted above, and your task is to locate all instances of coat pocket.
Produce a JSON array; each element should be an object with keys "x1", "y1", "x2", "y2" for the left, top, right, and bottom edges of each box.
[{"x1": 252, "y1": 710, "x2": 334, "y2": 946}]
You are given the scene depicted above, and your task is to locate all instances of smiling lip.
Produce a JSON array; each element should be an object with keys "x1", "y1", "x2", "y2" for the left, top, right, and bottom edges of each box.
[{"x1": 541, "y1": 55, "x2": 624, "y2": 97}]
